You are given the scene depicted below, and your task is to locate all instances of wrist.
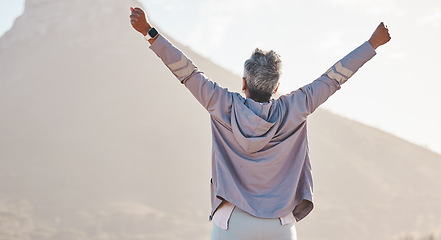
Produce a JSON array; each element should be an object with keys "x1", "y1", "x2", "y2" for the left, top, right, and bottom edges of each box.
[
  {"x1": 141, "y1": 25, "x2": 152, "y2": 36},
  {"x1": 368, "y1": 39, "x2": 379, "y2": 50},
  {"x1": 148, "y1": 34, "x2": 159, "y2": 44}
]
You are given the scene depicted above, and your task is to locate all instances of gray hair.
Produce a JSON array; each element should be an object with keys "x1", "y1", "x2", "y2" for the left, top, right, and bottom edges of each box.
[{"x1": 243, "y1": 48, "x2": 282, "y2": 102}]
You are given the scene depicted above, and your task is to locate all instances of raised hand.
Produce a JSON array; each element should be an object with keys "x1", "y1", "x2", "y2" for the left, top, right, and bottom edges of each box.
[
  {"x1": 368, "y1": 22, "x2": 391, "y2": 50},
  {"x1": 130, "y1": 7, "x2": 151, "y2": 36}
]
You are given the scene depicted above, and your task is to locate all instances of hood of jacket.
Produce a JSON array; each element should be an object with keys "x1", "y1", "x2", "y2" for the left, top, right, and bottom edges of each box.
[{"x1": 231, "y1": 94, "x2": 279, "y2": 154}]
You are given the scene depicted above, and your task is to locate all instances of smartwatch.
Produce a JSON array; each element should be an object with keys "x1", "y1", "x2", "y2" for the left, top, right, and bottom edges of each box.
[{"x1": 145, "y1": 27, "x2": 158, "y2": 40}]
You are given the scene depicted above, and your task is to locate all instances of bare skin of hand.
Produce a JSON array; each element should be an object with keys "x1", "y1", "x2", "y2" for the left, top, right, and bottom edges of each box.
[
  {"x1": 130, "y1": 7, "x2": 151, "y2": 36},
  {"x1": 369, "y1": 22, "x2": 391, "y2": 50}
]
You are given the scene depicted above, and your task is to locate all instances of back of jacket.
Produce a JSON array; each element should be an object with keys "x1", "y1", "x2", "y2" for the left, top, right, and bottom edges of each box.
[{"x1": 149, "y1": 34, "x2": 376, "y2": 220}]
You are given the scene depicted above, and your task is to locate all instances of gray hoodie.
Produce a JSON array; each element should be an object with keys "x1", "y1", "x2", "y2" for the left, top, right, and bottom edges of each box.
[{"x1": 150, "y1": 35, "x2": 376, "y2": 221}]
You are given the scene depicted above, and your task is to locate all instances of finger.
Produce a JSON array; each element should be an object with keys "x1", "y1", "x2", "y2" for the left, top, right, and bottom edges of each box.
[
  {"x1": 130, "y1": 7, "x2": 134, "y2": 12},
  {"x1": 378, "y1": 22, "x2": 387, "y2": 31},
  {"x1": 132, "y1": 7, "x2": 144, "y2": 15},
  {"x1": 131, "y1": 11, "x2": 143, "y2": 19},
  {"x1": 130, "y1": 15, "x2": 138, "y2": 21},
  {"x1": 131, "y1": 11, "x2": 142, "y2": 16}
]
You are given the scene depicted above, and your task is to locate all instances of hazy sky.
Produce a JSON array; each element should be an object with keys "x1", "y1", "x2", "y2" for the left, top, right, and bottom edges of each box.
[{"x1": 1, "y1": 0, "x2": 440, "y2": 154}]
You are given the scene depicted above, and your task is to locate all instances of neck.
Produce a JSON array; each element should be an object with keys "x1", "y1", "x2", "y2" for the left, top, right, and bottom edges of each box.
[
  {"x1": 248, "y1": 97, "x2": 270, "y2": 103},
  {"x1": 244, "y1": 88, "x2": 270, "y2": 103}
]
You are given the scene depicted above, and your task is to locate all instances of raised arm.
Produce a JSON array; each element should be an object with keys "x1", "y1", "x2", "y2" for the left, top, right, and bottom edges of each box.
[
  {"x1": 129, "y1": 7, "x2": 233, "y2": 117},
  {"x1": 282, "y1": 22, "x2": 391, "y2": 119}
]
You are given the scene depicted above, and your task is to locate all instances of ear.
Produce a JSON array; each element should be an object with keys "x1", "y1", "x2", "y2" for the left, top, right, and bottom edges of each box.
[
  {"x1": 242, "y1": 78, "x2": 247, "y2": 92},
  {"x1": 273, "y1": 83, "x2": 280, "y2": 94}
]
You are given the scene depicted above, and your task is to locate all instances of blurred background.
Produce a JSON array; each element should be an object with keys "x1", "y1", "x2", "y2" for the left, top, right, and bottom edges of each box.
[
  {"x1": 136, "y1": 0, "x2": 441, "y2": 154},
  {"x1": 0, "y1": 0, "x2": 440, "y2": 239}
]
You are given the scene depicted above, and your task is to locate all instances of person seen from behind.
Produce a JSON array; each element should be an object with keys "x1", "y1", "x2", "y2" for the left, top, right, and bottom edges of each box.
[{"x1": 130, "y1": 7, "x2": 391, "y2": 240}]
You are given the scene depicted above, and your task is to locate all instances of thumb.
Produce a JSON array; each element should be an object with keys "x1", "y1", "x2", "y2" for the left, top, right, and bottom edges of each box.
[
  {"x1": 130, "y1": 7, "x2": 134, "y2": 12},
  {"x1": 379, "y1": 22, "x2": 386, "y2": 29}
]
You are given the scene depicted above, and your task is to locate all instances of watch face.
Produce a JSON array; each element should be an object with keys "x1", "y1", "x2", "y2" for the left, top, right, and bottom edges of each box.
[{"x1": 148, "y1": 27, "x2": 158, "y2": 38}]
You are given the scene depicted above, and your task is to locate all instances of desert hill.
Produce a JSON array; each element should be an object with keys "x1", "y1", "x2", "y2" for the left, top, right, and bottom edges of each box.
[{"x1": 0, "y1": 0, "x2": 440, "y2": 239}]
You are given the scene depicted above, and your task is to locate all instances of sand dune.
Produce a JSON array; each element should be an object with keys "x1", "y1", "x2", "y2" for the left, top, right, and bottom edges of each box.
[{"x1": 0, "y1": 0, "x2": 440, "y2": 239}]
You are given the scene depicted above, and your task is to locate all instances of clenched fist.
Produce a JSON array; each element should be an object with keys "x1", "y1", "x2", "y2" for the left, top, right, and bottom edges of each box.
[
  {"x1": 130, "y1": 7, "x2": 151, "y2": 36},
  {"x1": 369, "y1": 22, "x2": 391, "y2": 50}
]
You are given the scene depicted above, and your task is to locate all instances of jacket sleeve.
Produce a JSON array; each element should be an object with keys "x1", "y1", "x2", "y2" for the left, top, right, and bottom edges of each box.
[
  {"x1": 281, "y1": 41, "x2": 377, "y2": 119},
  {"x1": 149, "y1": 35, "x2": 233, "y2": 116}
]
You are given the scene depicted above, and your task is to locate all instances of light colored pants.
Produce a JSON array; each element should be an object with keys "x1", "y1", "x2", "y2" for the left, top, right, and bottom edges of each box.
[{"x1": 210, "y1": 207, "x2": 297, "y2": 240}]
